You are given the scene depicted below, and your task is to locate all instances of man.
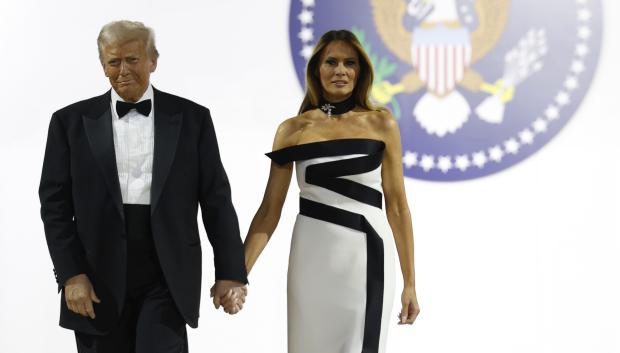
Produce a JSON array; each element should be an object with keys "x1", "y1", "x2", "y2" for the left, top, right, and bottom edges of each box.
[{"x1": 39, "y1": 20, "x2": 247, "y2": 352}]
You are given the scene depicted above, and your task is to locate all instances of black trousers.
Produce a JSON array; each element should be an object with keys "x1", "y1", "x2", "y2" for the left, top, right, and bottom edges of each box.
[{"x1": 75, "y1": 205, "x2": 188, "y2": 353}]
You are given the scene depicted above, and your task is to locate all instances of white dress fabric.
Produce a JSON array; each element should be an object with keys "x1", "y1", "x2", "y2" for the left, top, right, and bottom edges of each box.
[{"x1": 267, "y1": 139, "x2": 395, "y2": 353}]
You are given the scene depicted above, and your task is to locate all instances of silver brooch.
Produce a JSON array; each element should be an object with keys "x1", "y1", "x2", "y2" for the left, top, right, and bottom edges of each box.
[{"x1": 320, "y1": 103, "x2": 335, "y2": 118}]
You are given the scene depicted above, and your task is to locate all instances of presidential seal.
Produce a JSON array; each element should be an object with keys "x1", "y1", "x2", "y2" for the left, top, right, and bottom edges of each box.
[{"x1": 289, "y1": 0, "x2": 602, "y2": 181}]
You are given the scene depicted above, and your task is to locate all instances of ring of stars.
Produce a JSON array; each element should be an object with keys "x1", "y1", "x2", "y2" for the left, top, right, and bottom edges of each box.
[{"x1": 297, "y1": 0, "x2": 316, "y2": 60}]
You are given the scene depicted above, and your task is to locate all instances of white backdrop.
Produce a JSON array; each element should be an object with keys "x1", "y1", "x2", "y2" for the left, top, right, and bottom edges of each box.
[{"x1": 0, "y1": 1, "x2": 618, "y2": 352}]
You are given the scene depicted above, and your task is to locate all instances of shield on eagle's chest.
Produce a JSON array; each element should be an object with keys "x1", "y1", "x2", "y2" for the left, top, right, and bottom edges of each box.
[{"x1": 411, "y1": 26, "x2": 472, "y2": 96}]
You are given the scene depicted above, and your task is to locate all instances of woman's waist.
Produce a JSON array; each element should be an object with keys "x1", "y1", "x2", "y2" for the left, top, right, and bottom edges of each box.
[{"x1": 296, "y1": 196, "x2": 385, "y2": 220}]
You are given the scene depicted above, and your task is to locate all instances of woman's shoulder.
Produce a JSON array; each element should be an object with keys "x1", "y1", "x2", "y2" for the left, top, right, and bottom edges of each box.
[
  {"x1": 277, "y1": 111, "x2": 312, "y2": 130},
  {"x1": 272, "y1": 111, "x2": 316, "y2": 149},
  {"x1": 360, "y1": 107, "x2": 398, "y2": 131}
]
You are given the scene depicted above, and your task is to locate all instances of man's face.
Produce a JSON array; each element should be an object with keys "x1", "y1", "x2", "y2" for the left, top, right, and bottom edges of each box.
[{"x1": 101, "y1": 40, "x2": 156, "y2": 102}]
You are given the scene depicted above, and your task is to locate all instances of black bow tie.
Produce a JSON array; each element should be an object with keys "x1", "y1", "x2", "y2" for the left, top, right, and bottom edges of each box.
[{"x1": 116, "y1": 99, "x2": 152, "y2": 118}]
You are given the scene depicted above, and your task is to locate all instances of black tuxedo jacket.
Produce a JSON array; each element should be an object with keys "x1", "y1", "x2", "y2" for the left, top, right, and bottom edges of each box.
[{"x1": 39, "y1": 88, "x2": 247, "y2": 334}]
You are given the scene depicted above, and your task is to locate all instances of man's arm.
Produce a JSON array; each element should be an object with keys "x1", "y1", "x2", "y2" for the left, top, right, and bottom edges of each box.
[
  {"x1": 38, "y1": 113, "x2": 88, "y2": 291},
  {"x1": 198, "y1": 109, "x2": 248, "y2": 285}
]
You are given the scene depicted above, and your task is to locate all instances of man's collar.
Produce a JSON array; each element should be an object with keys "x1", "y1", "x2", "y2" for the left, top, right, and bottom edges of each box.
[{"x1": 111, "y1": 84, "x2": 154, "y2": 119}]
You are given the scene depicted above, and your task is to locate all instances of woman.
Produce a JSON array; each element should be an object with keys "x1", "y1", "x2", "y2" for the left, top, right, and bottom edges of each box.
[{"x1": 244, "y1": 30, "x2": 419, "y2": 353}]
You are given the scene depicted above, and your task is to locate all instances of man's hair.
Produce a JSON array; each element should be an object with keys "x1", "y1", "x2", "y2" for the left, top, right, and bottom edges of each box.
[{"x1": 97, "y1": 20, "x2": 159, "y2": 64}]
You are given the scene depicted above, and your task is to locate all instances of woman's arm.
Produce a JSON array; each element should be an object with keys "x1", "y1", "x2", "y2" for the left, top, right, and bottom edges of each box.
[
  {"x1": 378, "y1": 111, "x2": 420, "y2": 325},
  {"x1": 244, "y1": 120, "x2": 297, "y2": 274}
]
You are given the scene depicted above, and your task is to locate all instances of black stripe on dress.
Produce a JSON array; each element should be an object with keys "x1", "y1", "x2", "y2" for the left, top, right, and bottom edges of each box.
[
  {"x1": 300, "y1": 198, "x2": 384, "y2": 353},
  {"x1": 265, "y1": 138, "x2": 385, "y2": 166},
  {"x1": 305, "y1": 151, "x2": 383, "y2": 209},
  {"x1": 266, "y1": 138, "x2": 385, "y2": 209}
]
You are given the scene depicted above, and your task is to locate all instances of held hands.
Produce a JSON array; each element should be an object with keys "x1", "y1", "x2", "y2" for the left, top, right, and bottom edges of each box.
[
  {"x1": 398, "y1": 285, "x2": 420, "y2": 325},
  {"x1": 64, "y1": 274, "x2": 101, "y2": 319},
  {"x1": 210, "y1": 280, "x2": 247, "y2": 315}
]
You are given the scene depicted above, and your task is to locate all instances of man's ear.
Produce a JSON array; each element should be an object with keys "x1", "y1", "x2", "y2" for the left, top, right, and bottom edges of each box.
[{"x1": 150, "y1": 59, "x2": 157, "y2": 73}]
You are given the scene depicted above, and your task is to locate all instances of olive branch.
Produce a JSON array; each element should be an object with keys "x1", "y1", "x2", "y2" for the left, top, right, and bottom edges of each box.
[{"x1": 352, "y1": 26, "x2": 402, "y2": 119}]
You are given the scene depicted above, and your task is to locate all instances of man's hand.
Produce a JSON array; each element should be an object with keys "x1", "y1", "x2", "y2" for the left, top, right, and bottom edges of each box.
[
  {"x1": 210, "y1": 280, "x2": 247, "y2": 315},
  {"x1": 64, "y1": 274, "x2": 101, "y2": 319}
]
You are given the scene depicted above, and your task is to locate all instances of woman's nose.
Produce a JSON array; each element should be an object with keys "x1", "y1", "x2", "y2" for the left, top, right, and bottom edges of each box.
[{"x1": 335, "y1": 63, "x2": 346, "y2": 75}]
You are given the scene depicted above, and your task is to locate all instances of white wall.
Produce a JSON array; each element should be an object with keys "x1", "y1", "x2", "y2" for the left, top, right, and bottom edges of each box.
[{"x1": 0, "y1": 0, "x2": 618, "y2": 352}]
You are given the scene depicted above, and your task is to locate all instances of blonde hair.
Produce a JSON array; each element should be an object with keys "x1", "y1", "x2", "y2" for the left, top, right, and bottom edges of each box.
[
  {"x1": 97, "y1": 20, "x2": 159, "y2": 63},
  {"x1": 298, "y1": 30, "x2": 376, "y2": 114}
]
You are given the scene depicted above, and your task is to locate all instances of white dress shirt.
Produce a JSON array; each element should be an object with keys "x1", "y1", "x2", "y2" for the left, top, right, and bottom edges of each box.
[{"x1": 111, "y1": 84, "x2": 154, "y2": 205}]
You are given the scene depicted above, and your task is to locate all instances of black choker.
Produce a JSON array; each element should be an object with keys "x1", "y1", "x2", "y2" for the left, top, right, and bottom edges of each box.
[{"x1": 319, "y1": 96, "x2": 356, "y2": 118}]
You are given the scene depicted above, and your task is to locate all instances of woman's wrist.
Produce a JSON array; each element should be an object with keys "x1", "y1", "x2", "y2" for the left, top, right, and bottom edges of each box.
[{"x1": 403, "y1": 278, "x2": 415, "y2": 289}]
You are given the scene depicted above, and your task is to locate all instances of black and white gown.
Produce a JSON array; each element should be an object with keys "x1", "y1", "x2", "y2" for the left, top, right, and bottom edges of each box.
[{"x1": 267, "y1": 138, "x2": 395, "y2": 353}]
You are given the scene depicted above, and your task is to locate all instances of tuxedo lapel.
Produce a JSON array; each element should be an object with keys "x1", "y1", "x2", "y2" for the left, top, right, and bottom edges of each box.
[
  {"x1": 82, "y1": 91, "x2": 124, "y2": 220},
  {"x1": 151, "y1": 88, "x2": 183, "y2": 214}
]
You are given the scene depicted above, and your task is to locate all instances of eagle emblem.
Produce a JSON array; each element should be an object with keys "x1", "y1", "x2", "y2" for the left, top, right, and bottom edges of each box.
[
  {"x1": 371, "y1": 0, "x2": 548, "y2": 137},
  {"x1": 289, "y1": 0, "x2": 602, "y2": 181}
]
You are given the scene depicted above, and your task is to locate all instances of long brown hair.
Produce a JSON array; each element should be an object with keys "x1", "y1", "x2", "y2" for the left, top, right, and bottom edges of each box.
[{"x1": 298, "y1": 30, "x2": 376, "y2": 114}]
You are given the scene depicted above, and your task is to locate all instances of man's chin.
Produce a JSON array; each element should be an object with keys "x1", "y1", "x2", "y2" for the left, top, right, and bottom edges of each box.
[{"x1": 114, "y1": 87, "x2": 140, "y2": 102}]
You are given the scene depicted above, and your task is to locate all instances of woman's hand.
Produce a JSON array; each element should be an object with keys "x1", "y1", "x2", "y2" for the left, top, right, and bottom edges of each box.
[
  {"x1": 398, "y1": 285, "x2": 419, "y2": 325},
  {"x1": 210, "y1": 280, "x2": 247, "y2": 315}
]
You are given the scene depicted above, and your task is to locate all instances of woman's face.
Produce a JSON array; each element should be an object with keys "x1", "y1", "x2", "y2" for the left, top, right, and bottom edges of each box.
[{"x1": 318, "y1": 40, "x2": 359, "y2": 102}]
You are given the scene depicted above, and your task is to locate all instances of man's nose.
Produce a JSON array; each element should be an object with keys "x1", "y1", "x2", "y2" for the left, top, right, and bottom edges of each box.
[{"x1": 119, "y1": 61, "x2": 130, "y2": 75}]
